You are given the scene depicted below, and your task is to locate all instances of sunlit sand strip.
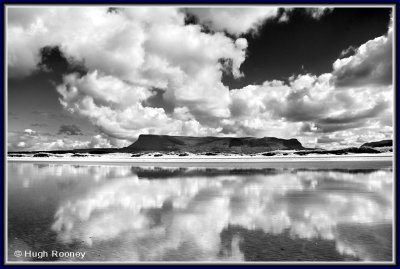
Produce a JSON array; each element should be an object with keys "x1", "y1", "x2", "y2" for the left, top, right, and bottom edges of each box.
[
  {"x1": 7, "y1": 154, "x2": 393, "y2": 163},
  {"x1": 7, "y1": 155, "x2": 393, "y2": 169}
]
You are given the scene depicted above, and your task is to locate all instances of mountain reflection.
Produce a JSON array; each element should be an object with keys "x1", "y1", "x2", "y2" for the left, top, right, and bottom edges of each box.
[{"x1": 10, "y1": 164, "x2": 392, "y2": 261}]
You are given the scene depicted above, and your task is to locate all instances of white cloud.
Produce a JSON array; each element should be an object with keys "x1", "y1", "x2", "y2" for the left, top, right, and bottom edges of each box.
[
  {"x1": 9, "y1": 130, "x2": 88, "y2": 151},
  {"x1": 8, "y1": 7, "x2": 246, "y2": 81},
  {"x1": 23, "y1": 129, "x2": 36, "y2": 135},
  {"x1": 8, "y1": 130, "x2": 130, "y2": 151},
  {"x1": 88, "y1": 134, "x2": 131, "y2": 148},
  {"x1": 17, "y1": 141, "x2": 26, "y2": 147}
]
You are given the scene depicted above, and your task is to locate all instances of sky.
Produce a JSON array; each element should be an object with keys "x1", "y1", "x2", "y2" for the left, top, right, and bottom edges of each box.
[{"x1": 7, "y1": 6, "x2": 393, "y2": 151}]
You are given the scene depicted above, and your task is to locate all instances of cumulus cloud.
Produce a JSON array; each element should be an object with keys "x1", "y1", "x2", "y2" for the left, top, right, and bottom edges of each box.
[
  {"x1": 8, "y1": 7, "x2": 248, "y2": 140},
  {"x1": 228, "y1": 73, "x2": 391, "y2": 134},
  {"x1": 57, "y1": 124, "x2": 83, "y2": 135},
  {"x1": 332, "y1": 19, "x2": 393, "y2": 87},
  {"x1": 88, "y1": 134, "x2": 130, "y2": 148},
  {"x1": 225, "y1": 70, "x2": 392, "y2": 148}
]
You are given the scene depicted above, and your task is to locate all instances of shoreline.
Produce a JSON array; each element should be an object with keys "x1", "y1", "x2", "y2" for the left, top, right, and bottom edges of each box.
[{"x1": 7, "y1": 155, "x2": 393, "y2": 169}]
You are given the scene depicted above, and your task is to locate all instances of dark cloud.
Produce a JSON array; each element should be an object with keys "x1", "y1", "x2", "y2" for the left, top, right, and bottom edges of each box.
[
  {"x1": 142, "y1": 89, "x2": 175, "y2": 114},
  {"x1": 220, "y1": 122, "x2": 261, "y2": 137},
  {"x1": 332, "y1": 28, "x2": 392, "y2": 88},
  {"x1": 58, "y1": 124, "x2": 84, "y2": 136},
  {"x1": 299, "y1": 122, "x2": 313, "y2": 133},
  {"x1": 229, "y1": 97, "x2": 255, "y2": 118},
  {"x1": 333, "y1": 60, "x2": 392, "y2": 88},
  {"x1": 269, "y1": 89, "x2": 327, "y2": 122},
  {"x1": 333, "y1": 92, "x2": 355, "y2": 109},
  {"x1": 315, "y1": 121, "x2": 366, "y2": 133},
  {"x1": 318, "y1": 101, "x2": 387, "y2": 125},
  {"x1": 107, "y1": 7, "x2": 121, "y2": 14},
  {"x1": 37, "y1": 46, "x2": 87, "y2": 82},
  {"x1": 299, "y1": 101, "x2": 388, "y2": 134}
]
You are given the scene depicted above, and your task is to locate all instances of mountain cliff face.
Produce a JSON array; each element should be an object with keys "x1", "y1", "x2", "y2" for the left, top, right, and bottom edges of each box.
[{"x1": 125, "y1": 134, "x2": 304, "y2": 153}]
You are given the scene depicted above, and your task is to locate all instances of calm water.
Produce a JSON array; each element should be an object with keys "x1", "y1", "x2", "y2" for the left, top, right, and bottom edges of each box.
[{"x1": 8, "y1": 162, "x2": 393, "y2": 262}]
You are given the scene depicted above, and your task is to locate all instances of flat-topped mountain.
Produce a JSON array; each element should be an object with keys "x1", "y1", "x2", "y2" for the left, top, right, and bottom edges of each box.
[{"x1": 125, "y1": 134, "x2": 304, "y2": 153}]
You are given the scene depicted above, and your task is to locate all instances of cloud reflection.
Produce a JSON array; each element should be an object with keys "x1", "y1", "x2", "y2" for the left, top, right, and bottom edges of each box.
[{"x1": 13, "y1": 164, "x2": 392, "y2": 261}]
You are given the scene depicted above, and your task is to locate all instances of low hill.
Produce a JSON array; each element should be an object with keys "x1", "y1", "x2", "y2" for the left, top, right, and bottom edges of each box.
[{"x1": 360, "y1": 140, "x2": 392, "y2": 148}]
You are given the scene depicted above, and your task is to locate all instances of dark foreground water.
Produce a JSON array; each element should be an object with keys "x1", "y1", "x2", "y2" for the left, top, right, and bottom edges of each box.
[{"x1": 8, "y1": 162, "x2": 393, "y2": 262}]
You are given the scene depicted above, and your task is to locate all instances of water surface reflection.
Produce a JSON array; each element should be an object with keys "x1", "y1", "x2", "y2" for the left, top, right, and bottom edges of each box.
[{"x1": 8, "y1": 163, "x2": 392, "y2": 262}]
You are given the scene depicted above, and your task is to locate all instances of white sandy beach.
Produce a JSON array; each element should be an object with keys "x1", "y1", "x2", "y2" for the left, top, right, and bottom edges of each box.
[{"x1": 7, "y1": 153, "x2": 393, "y2": 164}]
